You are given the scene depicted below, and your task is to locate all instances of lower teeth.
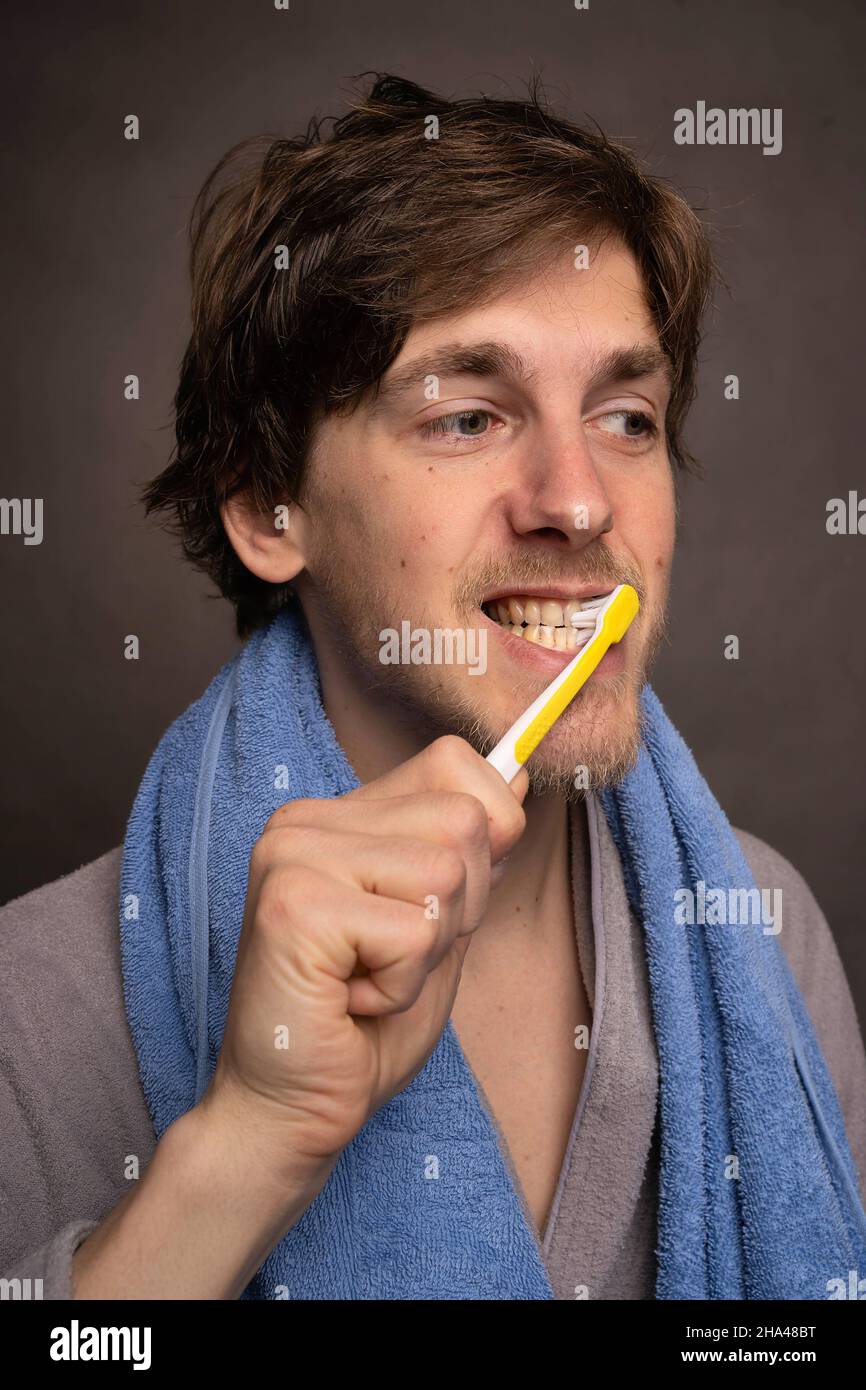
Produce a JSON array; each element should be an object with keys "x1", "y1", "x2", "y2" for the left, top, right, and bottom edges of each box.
[
  {"x1": 483, "y1": 614, "x2": 594, "y2": 650},
  {"x1": 514, "y1": 626, "x2": 585, "y2": 650}
]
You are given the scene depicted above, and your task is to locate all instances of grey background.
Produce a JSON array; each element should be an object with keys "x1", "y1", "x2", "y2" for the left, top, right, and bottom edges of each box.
[{"x1": 2, "y1": 0, "x2": 864, "y2": 1019}]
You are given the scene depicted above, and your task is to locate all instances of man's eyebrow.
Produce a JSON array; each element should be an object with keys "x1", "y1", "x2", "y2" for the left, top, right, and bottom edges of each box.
[
  {"x1": 585, "y1": 344, "x2": 674, "y2": 393},
  {"x1": 368, "y1": 341, "x2": 533, "y2": 414},
  {"x1": 367, "y1": 339, "x2": 673, "y2": 415}
]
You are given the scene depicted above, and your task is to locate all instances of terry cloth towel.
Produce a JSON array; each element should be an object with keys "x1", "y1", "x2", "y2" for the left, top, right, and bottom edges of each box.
[{"x1": 119, "y1": 604, "x2": 866, "y2": 1300}]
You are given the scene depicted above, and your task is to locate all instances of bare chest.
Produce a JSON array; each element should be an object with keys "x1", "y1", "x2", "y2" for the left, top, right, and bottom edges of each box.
[{"x1": 450, "y1": 924, "x2": 592, "y2": 1239}]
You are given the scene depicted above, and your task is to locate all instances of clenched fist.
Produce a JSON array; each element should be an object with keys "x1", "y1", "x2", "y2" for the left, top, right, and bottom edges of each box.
[{"x1": 203, "y1": 736, "x2": 529, "y2": 1172}]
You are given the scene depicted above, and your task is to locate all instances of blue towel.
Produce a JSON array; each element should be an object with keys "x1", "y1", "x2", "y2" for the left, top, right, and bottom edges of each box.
[{"x1": 120, "y1": 603, "x2": 866, "y2": 1299}]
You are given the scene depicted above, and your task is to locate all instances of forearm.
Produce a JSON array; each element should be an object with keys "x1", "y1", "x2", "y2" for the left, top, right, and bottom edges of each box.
[{"x1": 71, "y1": 1099, "x2": 335, "y2": 1300}]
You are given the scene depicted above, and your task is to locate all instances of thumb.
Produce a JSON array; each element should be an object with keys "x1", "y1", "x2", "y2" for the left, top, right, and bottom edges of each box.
[{"x1": 510, "y1": 766, "x2": 530, "y2": 805}]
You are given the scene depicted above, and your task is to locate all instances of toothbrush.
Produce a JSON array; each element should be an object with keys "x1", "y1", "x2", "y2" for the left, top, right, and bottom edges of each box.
[{"x1": 485, "y1": 584, "x2": 640, "y2": 784}]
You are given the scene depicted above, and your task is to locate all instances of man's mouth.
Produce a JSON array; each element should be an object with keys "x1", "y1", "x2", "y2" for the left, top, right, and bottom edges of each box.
[{"x1": 480, "y1": 586, "x2": 617, "y2": 652}]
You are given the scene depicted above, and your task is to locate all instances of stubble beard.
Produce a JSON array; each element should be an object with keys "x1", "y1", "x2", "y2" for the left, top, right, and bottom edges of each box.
[{"x1": 299, "y1": 546, "x2": 668, "y2": 798}]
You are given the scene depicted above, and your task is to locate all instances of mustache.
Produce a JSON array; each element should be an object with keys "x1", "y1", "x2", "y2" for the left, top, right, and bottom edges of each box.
[{"x1": 454, "y1": 546, "x2": 647, "y2": 610}]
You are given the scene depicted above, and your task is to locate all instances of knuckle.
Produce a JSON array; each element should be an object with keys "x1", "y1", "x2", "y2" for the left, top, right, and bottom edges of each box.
[
  {"x1": 255, "y1": 820, "x2": 327, "y2": 870},
  {"x1": 425, "y1": 844, "x2": 467, "y2": 900},
  {"x1": 264, "y1": 797, "x2": 316, "y2": 833},
  {"x1": 409, "y1": 914, "x2": 441, "y2": 963},
  {"x1": 256, "y1": 863, "x2": 320, "y2": 932},
  {"x1": 502, "y1": 796, "x2": 526, "y2": 843},
  {"x1": 438, "y1": 792, "x2": 489, "y2": 849},
  {"x1": 426, "y1": 734, "x2": 477, "y2": 777},
  {"x1": 249, "y1": 835, "x2": 272, "y2": 875}
]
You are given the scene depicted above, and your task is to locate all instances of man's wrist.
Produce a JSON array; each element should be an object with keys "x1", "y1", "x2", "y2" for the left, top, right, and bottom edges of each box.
[
  {"x1": 72, "y1": 1094, "x2": 336, "y2": 1299},
  {"x1": 183, "y1": 1084, "x2": 339, "y2": 1217},
  {"x1": 159, "y1": 1098, "x2": 337, "y2": 1294}
]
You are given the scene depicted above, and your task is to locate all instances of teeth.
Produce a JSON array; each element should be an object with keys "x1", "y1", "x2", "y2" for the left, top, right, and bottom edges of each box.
[
  {"x1": 564, "y1": 598, "x2": 581, "y2": 623},
  {"x1": 540, "y1": 600, "x2": 564, "y2": 626},
  {"x1": 483, "y1": 590, "x2": 613, "y2": 653}
]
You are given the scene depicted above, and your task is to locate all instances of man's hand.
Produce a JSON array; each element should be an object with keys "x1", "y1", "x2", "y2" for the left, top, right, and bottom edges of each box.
[{"x1": 203, "y1": 736, "x2": 529, "y2": 1171}]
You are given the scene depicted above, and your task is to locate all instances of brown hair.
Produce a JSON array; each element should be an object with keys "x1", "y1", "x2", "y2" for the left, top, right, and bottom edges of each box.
[{"x1": 144, "y1": 71, "x2": 717, "y2": 635}]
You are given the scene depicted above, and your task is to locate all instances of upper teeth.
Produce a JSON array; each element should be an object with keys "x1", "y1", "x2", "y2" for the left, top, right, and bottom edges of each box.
[
  {"x1": 485, "y1": 595, "x2": 607, "y2": 627},
  {"x1": 482, "y1": 593, "x2": 612, "y2": 652}
]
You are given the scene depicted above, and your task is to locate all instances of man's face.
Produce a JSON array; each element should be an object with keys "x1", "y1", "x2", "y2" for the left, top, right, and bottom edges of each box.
[{"x1": 293, "y1": 236, "x2": 676, "y2": 795}]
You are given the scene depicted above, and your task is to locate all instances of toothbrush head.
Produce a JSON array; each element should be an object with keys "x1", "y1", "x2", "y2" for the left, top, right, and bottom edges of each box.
[{"x1": 596, "y1": 583, "x2": 640, "y2": 643}]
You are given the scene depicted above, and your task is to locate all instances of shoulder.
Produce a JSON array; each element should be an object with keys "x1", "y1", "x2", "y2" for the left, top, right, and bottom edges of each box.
[
  {"x1": 1, "y1": 846, "x2": 122, "y2": 932},
  {"x1": 0, "y1": 847, "x2": 145, "y2": 1103},
  {"x1": 0, "y1": 846, "x2": 129, "y2": 1050},
  {"x1": 732, "y1": 826, "x2": 850, "y2": 998},
  {"x1": 0, "y1": 849, "x2": 124, "y2": 988},
  {"x1": 0, "y1": 848, "x2": 135, "y2": 1082},
  {"x1": 0, "y1": 848, "x2": 155, "y2": 1271},
  {"x1": 733, "y1": 825, "x2": 866, "y2": 1197}
]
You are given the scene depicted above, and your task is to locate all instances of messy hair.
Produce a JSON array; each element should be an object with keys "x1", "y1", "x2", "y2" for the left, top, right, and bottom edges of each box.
[{"x1": 144, "y1": 71, "x2": 717, "y2": 635}]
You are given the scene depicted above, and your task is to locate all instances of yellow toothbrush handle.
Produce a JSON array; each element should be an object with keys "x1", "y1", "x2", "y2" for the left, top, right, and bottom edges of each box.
[{"x1": 513, "y1": 585, "x2": 640, "y2": 765}]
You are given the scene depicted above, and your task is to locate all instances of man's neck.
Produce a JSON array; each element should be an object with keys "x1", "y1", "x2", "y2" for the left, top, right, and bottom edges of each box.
[{"x1": 475, "y1": 789, "x2": 578, "y2": 951}]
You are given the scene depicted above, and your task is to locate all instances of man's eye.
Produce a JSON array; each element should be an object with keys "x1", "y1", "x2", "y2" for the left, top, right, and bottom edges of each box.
[
  {"x1": 596, "y1": 409, "x2": 657, "y2": 440},
  {"x1": 419, "y1": 409, "x2": 494, "y2": 439}
]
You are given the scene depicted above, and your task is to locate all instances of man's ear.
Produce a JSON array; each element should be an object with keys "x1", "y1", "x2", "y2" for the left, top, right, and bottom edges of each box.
[{"x1": 220, "y1": 489, "x2": 307, "y2": 584}]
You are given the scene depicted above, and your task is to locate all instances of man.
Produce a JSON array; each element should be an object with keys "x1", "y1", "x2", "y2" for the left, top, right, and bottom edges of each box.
[{"x1": 2, "y1": 73, "x2": 865, "y2": 1301}]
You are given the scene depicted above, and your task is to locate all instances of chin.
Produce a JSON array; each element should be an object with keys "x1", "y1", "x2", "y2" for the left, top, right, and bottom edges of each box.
[
  {"x1": 446, "y1": 667, "x2": 644, "y2": 797},
  {"x1": 523, "y1": 674, "x2": 644, "y2": 796}
]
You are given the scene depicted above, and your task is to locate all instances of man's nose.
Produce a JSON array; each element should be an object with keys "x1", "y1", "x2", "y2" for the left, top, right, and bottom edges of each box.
[{"x1": 501, "y1": 423, "x2": 614, "y2": 545}]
